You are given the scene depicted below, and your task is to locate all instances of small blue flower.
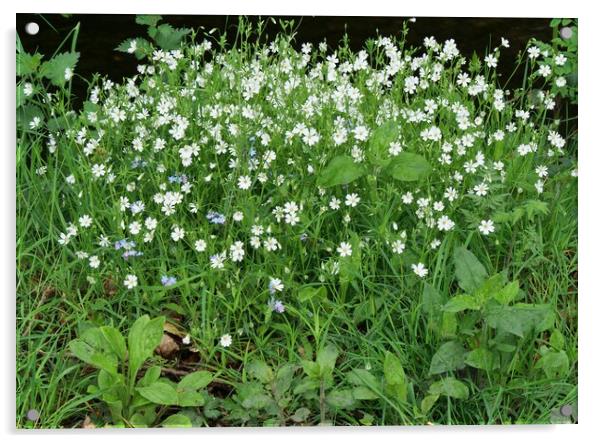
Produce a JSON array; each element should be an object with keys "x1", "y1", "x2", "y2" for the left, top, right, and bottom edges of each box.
[
  {"x1": 206, "y1": 211, "x2": 226, "y2": 225},
  {"x1": 268, "y1": 297, "x2": 285, "y2": 313},
  {"x1": 161, "y1": 276, "x2": 177, "y2": 287}
]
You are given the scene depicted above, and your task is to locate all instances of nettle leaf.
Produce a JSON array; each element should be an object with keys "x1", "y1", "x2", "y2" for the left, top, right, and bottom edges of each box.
[
  {"x1": 383, "y1": 352, "x2": 408, "y2": 402},
  {"x1": 453, "y1": 247, "x2": 488, "y2": 293},
  {"x1": 464, "y1": 348, "x2": 496, "y2": 371},
  {"x1": 317, "y1": 344, "x2": 339, "y2": 377},
  {"x1": 442, "y1": 294, "x2": 480, "y2": 313},
  {"x1": 429, "y1": 341, "x2": 466, "y2": 375},
  {"x1": 136, "y1": 14, "x2": 162, "y2": 27},
  {"x1": 150, "y1": 24, "x2": 191, "y2": 51},
  {"x1": 317, "y1": 155, "x2": 366, "y2": 187},
  {"x1": 274, "y1": 364, "x2": 295, "y2": 397},
  {"x1": 128, "y1": 315, "x2": 165, "y2": 378},
  {"x1": 137, "y1": 381, "x2": 178, "y2": 405},
  {"x1": 494, "y1": 280, "x2": 520, "y2": 305},
  {"x1": 550, "y1": 329, "x2": 565, "y2": 350},
  {"x1": 16, "y1": 52, "x2": 43, "y2": 76},
  {"x1": 485, "y1": 303, "x2": 553, "y2": 337},
  {"x1": 367, "y1": 120, "x2": 399, "y2": 166},
  {"x1": 40, "y1": 52, "x2": 80, "y2": 86},
  {"x1": 428, "y1": 377, "x2": 469, "y2": 400},
  {"x1": 115, "y1": 38, "x2": 153, "y2": 60},
  {"x1": 386, "y1": 152, "x2": 431, "y2": 181},
  {"x1": 421, "y1": 282, "x2": 444, "y2": 316}
]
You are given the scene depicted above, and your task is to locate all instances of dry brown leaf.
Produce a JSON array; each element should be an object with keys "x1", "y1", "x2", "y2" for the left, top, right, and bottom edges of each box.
[
  {"x1": 155, "y1": 334, "x2": 179, "y2": 359},
  {"x1": 163, "y1": 321, "x2": 187, "y2": 338}
]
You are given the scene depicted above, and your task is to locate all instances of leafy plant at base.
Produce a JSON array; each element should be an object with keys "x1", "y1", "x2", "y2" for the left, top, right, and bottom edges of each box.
[{"x1": 68, "y1": 315, "x2": 214, "y2": 427}]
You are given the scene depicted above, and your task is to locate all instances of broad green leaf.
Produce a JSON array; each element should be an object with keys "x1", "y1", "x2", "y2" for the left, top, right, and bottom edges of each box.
[
  {"x1": 550, "y1": 329, "x2": 565, "y2": 350},
  {"x1": 442, "y1": 294, "x2": 480, "y2": 313},
  {"x1": 428, "y1": 377, "x2": 469, "y2": 399},
  {"x1": 291, "y1": 407, "x2": 311, "y2": 422},
  {"x1": 150, "y1": 24, "x2": 191, "y2": 51},
  {"x1": 115, "y1": 38, "x2": 153, "y2": 60},
  {"x1": 136, "y1": 15, "x2": 162, "y2": 27},
  {"x1": 16, "y1": 52, "x2": 43, "y2": 76},
  {"x1": 137, "y1": 381, "x2": 178, "y2": 405},
  {"x1": 160, "y1": 413, "x2": 192, "y2": 428},
  {"x1": 367, "y1": 120, "x2": 399, "y2": 166},
  {"x1": 484, "y1": 303, "x2": 553, "y2": 337},
  {"x1": 177, "y1": 390, "x2": 206, "y2": 407},
  {"x1": 535, "y1": 349, "x2": 569, "y2": 378},
  {"x1": 99, "y1": 326, "x2": 127, "y2": 361},
  {"x1": 301, "y1": 360, "x2": 321, "y2": 379},
  {"x1": 138, "y1": 366, "x2": 162, "y2": 387},
  {"x1": 69, "y1": 338, "x2": 118, "y2": 375},
  {"x1": 317, "y1": 155, "x2": 366, "y2": 187},
  {"x1": 246, "y1": 359, "x2": 273, "y2": 383},
  {"x1": 429, "y1": 341, "x2": 466, "y2": 375},
  {"x1": 128, "y1": 315, "x2": 165, "y2": 379},
  {"x1": 383, "y1": 352, "x2": 407, "y2": 402},
  {"x1": 386, "y1": 152, "x2": 431, "y2": 181},
  {"x1": 440, "y1": 311, "x2": 458, "y2": 338},
  {"x1": 475, "y1": 272, "x2": 507, "y2": 300},
  {"x1": 40, "y1": 52, "x2": 80, "y2": 86},
  {"x1": 494, "y1": 280, "x2": 520, "y2": 305},
  {"x1": 293, "y1": 377, "x2": 320, "y2": 394},
  {"x1": 421, "y1": 394, "x2": 440, "y2": 414},
  {"x1": 274, "y1": 364, "x2": 295, "y2": 397},
  {"x1": 465, "y1": 348, "x2": 496, "y2": 371},
  {"x1": 317, "y1": 344, "x2": 339, "y2": 376},
  {"x1": 352, "y1": 386, "x2": 379, "y2": 400},
  {"x1": 326, "y1": 389, "x2": 356, "y2": 409},
  {"x1": 177, "y1": 370, "x2": 213, "y2": 391},
  {"x1": 347, "y1": 368, "x2": 378, "y2": 387},
  {"x1": 453, "y1": 247, "x2": 488, "y2": 293},
  {"x1": 421, "y1": 283, "x2": 444, "y2": 316}
]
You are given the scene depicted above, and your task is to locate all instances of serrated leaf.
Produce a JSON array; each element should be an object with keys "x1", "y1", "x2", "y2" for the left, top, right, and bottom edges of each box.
[
  {"x1": 317, "y1": 155, "x2": 366, "y2": 187},
  {"x1": 453, "y1": 247, "x2": 488, "y2": 293},
  {"x1": 326, "y1": 389, "x2": 355, "y2": 409},
  {"x1": 386, "y1": 152, "x2": 431, "y2": 181},
  {"x1": 246, "y1": 359, "x2": 273, "y2": 383},
  {"x1": 428, "y1": 377, "x2": 469, "y2": 399},
  {"x1": 535, "y1": 349, "x2": 569, "y2": 378},
  {"x1": 16, "y1": 52, "x2": 43, "y2": 76},
  {"x1": 136, "y1": 15, "x2": 162, "y2": 27},
  {"x1": 40, "y1": 52, "x2": 79, "y2": 86},
  {"x1": 464, "y1": 348, "x2": 495, "y2": 371},
  {"x1": 494, "y1": 280, "x2": 520, "y2": 305},
  {"x1": 429, "y1": 341, "x2": 466, "y2": 375},
  {"x1": 151, "y1": 23, "x2": 191, "y2": 51}
]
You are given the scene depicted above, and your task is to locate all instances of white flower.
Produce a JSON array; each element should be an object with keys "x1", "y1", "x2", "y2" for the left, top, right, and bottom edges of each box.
[
  {"x1": 220, "y1": 334, "x2": 232, "y2": 347},
  {"x1": 194, "y1": 239, "x2": 207, "y2": 252},
  {"x1": 389, "y1": 141, "x2": 402, "y2": 156},
  {"x1": 337, "y1": 241, "x2": 353, "y2": 257},
  {"x1": 402, "y1": 192, "x2": 414, "y2": 204},
  {"x1": 238, "y1": 175, "x2": 252, "y2": 190},
  {"x1": 329, "y1": 197, "x2": 341, "y2": 210},
  {"x1": 124, "y1": 274, "x2": 138, "y2": 290},
  {"x1": 474, "y1": 183, "x2": 489, "y2": 196},
  {"x1": 345, "y1": 193, "x2": 360, "y2": 207},
  {"x1": 437, "y1": 215, "x2": 455, "y2": 232},
  {"x1": 233, "y1": 211, "x2": 244, "y2": 222},
  {"x1": 412, "y1": 263, "x2": 428, "y2": 278},
  {"x1": 353, "y1": 125, "x2": 369, "y2": 141},
  {"x1": 171, "y1": 225, "x2": 185, "y2": 241},
  {"x1": 392, "y1": 240, "x2": 405, "y2": 254},
  {"x1": 264, "y1": 237, "x2": 281, "y2": 252},
  {"x1": 129, "y1": 221, "x2": 142, "y2": 235},
  {"x1": 89, "y1": 256, "x2": 100, "y2": 269},
  {"x1": 230, "y1": 241, "x2": 245, "y2": 262},
  {"x1": 479, "y1": 219, "x2": 495, "y2": 235},
  {"x1": 79, "y1": 215, "x2": 93, "y2": 228},
  {"x1": 269, "y1": 278, "x2": 284, "y2": 293},
  {"x1": 182, "y1": 335, "x2": 191, "y2": 345}
]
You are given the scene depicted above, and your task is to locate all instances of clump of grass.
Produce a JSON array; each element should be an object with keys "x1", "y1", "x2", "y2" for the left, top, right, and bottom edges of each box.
[{"x1": 16, "y1": 16, "x2": 577, "y2": 427}]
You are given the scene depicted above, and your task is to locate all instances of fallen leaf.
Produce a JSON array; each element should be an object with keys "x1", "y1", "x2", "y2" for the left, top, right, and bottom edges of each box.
[{"x1": 155, "y1": 334, "x2": 179, "y2": 359}]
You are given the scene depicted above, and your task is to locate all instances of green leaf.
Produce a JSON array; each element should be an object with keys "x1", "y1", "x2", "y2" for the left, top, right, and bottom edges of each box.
[
  {"x1": 535, "y1": 349, "x2": 569, "y2": 378},
  {"x1": 383, "y1": 352, "x2": 407, "y2": 402},
  {"x1": 465, "y1": 348, "x2": 496, "y2": 371},
  {"x1": 69, "y1": 336, "x2": 118, "y2": 375},
  {"x1": 151, "y1": 24, "x2": 191, "y2": 51},
  {"x1": 39, "y1": 52, "x2": 79, "y2": 86},
  {"x1": 317, "y1": 344, "x2": 339, "y2": 376},
  {"x1": 136, "y1": 15, "x2": 162, "y2": 27},
  {"x1": 367, "y1": 120, "x2": 399, "y2": 166},
  {"x1": 177, "y1": 390, "x2": 206, "y2": 407},
  {"x1": 293, "y1": 377, "x2": 320, "y2": 394},
  {"x1": 160, "y1": 413, "x2": 192, "y2": 428},
  {"x1": 317, "y1": 155, "x2": 366, "y2": 187},
  {"x1": 429, "y1": 341, "x2": 466, "y2": 375},
  {"x1": 453, "y1": 247, "x2": 488, "y2": 293},
  {"x1": 137, "y1": 381, "x2": 178, "y2": 405},
  {"x1": 128, "y1": 315, "x2": 165, "y2": 380},
  {"x1": 99, "y1": 326, "x2": 127, "y2": 361},
  {"x1": 301, "y1": 360, "x2": 321, "y2": 379},
  {"x1": 246, "y1": 359, "x2": 273, "y2": 383},
  {"x1": 494, "y1": 280, "x2": 520, "y2": 305},
  {"x1": 298, "y1": 285, "x2": 327, "y2": 303},
  {"x1": 352, "y1": 386, "x2": 379, "y2": 400},
  {"x1": 291, "y1": 407, "x2": 311, "y2": 422},
  {"x1": 484, "y1": 303, "x2": 553, "y2": 338},
  {"x1": 428, "y1": 377, "x2": 469, "y2": 399},
  {"x1": 115, "y1": 38, "x2": 153, "y2": 60},
  {"x1": 274, "y1": 364, "x2": 295, "y2": 397},
  {"x1": 421, "y1": 283, "x2": 444, "y2": 315},
  {"x1": 138, "y1": 366, "x2": 162, "y2": 387},
  {"x1": 442, "y1": 294, "x2": 480, "y2": 313},
  {"x1": 347, "y1": 368, "x2": 378, "y2": 387},
  {"x1": 386, "y1": 152, "x2": 431, "y2": 181},
  {"x1": 16, "y1": 52, "x2": 43, "y2": 76},
  {"x1": 421, "y1": 394, "x2": 440, "y2": 414},
  {"x1": 177, "y1": 371, "x2": 213, "y2": 391},
  {"x1": 326, "y1": 389, "x2": 356, "y2": 409},
  {"x1": 550, "y1": 329, "x2": 565, "y2": 350}
]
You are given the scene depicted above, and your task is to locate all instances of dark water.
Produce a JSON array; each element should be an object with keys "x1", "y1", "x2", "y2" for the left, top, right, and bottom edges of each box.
[{"x1": 17, "y1": 14, "x2": 553, "y2": 106}]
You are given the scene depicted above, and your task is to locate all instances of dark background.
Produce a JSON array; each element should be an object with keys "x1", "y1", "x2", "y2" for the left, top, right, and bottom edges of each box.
[{"x1": 17, "y1": 14, "x2": 553, "y2": 106}]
